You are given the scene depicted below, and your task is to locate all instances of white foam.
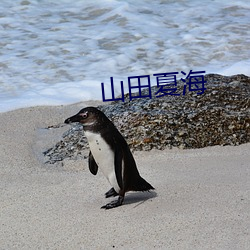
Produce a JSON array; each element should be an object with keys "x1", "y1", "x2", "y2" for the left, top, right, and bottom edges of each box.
[
  {"x1": 0, "y1": 0, "x2": 249, "y2": 112},
  {"x1": 217, "y1": 60, "x2": 250, "y2": 76},
  {"x1": 0, "y1": 80, "x2": 103, "y2": 112}
]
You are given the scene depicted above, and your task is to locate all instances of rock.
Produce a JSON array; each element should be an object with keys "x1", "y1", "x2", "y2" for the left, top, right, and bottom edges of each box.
[{"x1": 43, "y1": 74, "x2": 250, "y2": 164}]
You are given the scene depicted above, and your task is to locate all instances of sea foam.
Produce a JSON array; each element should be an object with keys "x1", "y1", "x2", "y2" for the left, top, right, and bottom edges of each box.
[{"x1": 0, "y1": 0, "x2": 249, "y2": 112}]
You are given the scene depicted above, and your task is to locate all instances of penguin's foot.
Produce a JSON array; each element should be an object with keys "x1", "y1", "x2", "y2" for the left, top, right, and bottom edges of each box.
[
  {"x1": 105, "y1": 187, "x2": 118, "y2": 198},
  {"x1": 101, "y1": 196, "x2": 124, "y2": 209}
]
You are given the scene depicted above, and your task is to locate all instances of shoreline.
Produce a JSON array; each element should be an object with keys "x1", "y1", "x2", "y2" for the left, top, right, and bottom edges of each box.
[{"x1": 0, "y1": 102, "x2": 249, "y2": 249}]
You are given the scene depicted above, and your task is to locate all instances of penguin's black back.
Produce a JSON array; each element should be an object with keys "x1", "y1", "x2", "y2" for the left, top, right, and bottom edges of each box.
[{"x1": 99, "y1": 115, "x2": 154, "y2": 192}]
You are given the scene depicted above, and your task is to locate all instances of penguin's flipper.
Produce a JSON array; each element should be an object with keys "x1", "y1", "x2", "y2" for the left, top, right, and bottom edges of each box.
[
  {"x1": 105, "y1": 187, "x2": 118, "y2": 198},
  {"x1": 88, "y1": 151, "x2": 98, "y2": 175},
  {"x1": 114, "y1": 146, "x2": 124, "y2": 190}
]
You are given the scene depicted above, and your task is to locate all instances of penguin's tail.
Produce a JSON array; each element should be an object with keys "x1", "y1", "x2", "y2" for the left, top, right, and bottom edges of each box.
[{"x1": 132, "y1": 176, "x2": 154, "y2": 192}]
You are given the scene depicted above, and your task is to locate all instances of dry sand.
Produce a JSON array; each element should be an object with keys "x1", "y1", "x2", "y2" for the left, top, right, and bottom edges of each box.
[{"x1": 0, "y1": 101, "x2": 249, "y2": 250}]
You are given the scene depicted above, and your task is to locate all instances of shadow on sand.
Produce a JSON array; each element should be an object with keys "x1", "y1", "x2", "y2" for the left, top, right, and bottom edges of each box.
[{"x1": 122, "y1": 190, "x2": 157, "y2": 208}]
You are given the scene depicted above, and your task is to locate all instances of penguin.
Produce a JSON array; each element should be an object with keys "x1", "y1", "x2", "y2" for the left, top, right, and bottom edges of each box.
[{"x1": 65, "y1": 107, "x2": 154, "y2": 209}]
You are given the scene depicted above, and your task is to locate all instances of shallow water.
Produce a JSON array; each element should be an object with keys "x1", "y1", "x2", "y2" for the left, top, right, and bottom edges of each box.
[{"x1": 0, "y1": 0, "x2": 249, "y2": 112}]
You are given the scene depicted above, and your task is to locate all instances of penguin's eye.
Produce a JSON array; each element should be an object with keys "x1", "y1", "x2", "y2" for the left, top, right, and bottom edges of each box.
[{"x1": 79, "y1": 112, "x2": 88, "y2": 119}]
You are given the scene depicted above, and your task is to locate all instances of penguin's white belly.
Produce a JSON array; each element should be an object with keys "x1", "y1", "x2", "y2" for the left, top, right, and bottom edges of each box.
[{"x1": 85, "y1": 131, "x2": 120, "y2": 193}]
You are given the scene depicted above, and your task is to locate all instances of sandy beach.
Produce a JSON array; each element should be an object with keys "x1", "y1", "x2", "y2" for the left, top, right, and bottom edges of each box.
[{"x1": 0, "y1": 102, "x2": 249, "y2": 249}]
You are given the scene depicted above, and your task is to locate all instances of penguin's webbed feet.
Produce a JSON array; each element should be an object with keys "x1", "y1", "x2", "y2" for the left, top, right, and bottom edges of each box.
[
  {"x1": 101, "y1": 196, "x2": 124, "y2": 209},
  {"x1": 105, "y1": 187, "x2": 118, "y2": 198}
]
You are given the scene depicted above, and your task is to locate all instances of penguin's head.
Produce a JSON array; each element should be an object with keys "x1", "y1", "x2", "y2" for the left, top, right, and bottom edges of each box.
[{"x1": 65, "y1": 107, "x2": 109, "y2": 129}]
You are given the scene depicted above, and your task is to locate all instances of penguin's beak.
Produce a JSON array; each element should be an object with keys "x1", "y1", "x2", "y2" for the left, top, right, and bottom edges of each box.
[{"x1": 64, "y1": 114, "x2": 81, "y2": 124}]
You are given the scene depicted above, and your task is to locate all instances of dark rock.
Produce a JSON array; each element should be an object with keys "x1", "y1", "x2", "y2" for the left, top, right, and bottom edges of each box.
[{"x1": 43, "y1": 74, "x2": 250, "y2": 164}]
